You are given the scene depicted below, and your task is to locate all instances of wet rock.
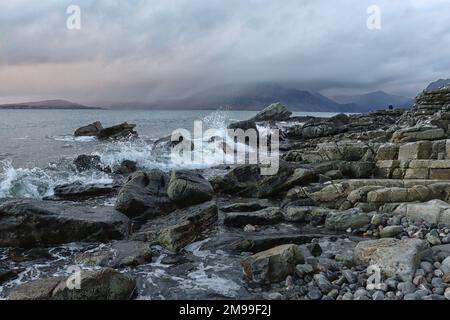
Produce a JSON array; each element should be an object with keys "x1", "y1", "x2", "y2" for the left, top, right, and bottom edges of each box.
[
  {"x1": 324, "y1": 209, "x2": 371, "y2": 231},
  {"x1": 97, "y1": 122, "x2": 137, "y2": 140},
  {"x1": 134, "y1": 201, "x2": 218, "y2": 252},
  {"x1": 74, "y1": 121, "x2": 103, "y2": 137},
  {"x1": 167, "y1": 170, "x2": 213, "y2": 207},
  {"x1": 115, "y1": 170, "x2": 176, "y2": 219},
  {"x1": 223, "y1": 207, "x2": 284, "y2": 227},
  {"x1": 73, "y1": 154, "x2": 103, "y2": 172},
  {"x1": 354, "y1": 238, "x2": 430, "y2": 281},
  {"x1": 227, "y1": 119, "x2": 258, "y2": 131},
  {"x1": 211, "y1": 163, "x2": 295, "y2": 198},
  {"x1": 74, "y1": 241, "x2": 152, "y2": 268},
  {"x1": 0, "y1": 199, "x2": 130, "y2": 248},
  {"x1": 307, "y1": 242, "x2": 322, "y2": 257},
  {"x1": 221, "y1": 201, "x2": 270, "y2": 213},
  {"x1": 51, "y1": 182, "x2": 119, "y2": 200},
  {"x1": 314, "y1": 274, "x2": 335, "y2": 294},
  {"x1": 241, "y1": 244, "x2": 304, "y2": 284},
  {"x1": 113, "y1": 160, "x2": 137, "y2": 175},
  {"x1": 8, "y1": 268, "x2": 136, "y2": 300},
  {"x1": 0, "y1": 263, "x2": 21, "y2": 284}
]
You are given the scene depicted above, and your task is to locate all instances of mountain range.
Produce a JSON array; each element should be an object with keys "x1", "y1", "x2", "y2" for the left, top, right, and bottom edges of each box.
[
  {"x1": 103, "y1": 82, "x2": 412, "y2": 113},
  {"x1": 2, "y1": 79, "x2": 448, "y2": 112},
  {"x1": 0, "y1": 99, "x2": 100, "y2": 110}
]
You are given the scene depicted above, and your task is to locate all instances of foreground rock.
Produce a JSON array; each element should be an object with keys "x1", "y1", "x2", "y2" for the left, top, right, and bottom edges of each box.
[
  {"x1": 354, "y1": 238, "x2": 429, "y2": 281},
  {"x1": 241, "y1": 244, "x2": 304, "y2": 284},
  {"x1": 0, "y1": 199, "x2": 130, "y2": 248},
  {"x1": 115, "y1": 170, "x2": 176, "y2": 219},
  {"x1": 133, "y1": 201, "x2": 218, "y2": 252},
  {"x1": 167, "y1": 170, "x2": 213, "y2": 207},
  {"x1": 50, "y1": 182, "x2": 119, "y2": 200},
  {"x1": 74, "y1": 241, "x2": 152, "y2": 268},
  {"x1": 8, "y1": 268, "x2": 136, "y2": 300},
  {"x1": 325, "y1": 209, "x2": 371, "y2": 231}
]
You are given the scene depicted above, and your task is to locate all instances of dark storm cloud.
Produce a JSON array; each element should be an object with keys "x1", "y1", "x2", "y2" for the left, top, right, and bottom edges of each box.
[{"x1": 0, "y1": 0, "x2": 449, "y2": 103}]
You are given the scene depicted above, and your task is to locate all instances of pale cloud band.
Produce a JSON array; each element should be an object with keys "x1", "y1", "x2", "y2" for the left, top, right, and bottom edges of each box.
[{"x1": 0, "y1": 0, "x2": 449, "y2": 104}]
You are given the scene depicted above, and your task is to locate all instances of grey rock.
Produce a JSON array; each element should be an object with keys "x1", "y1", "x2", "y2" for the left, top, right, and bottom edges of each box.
[{"x1": 167, "y1": 170, "x2": 213, "y2": 207}]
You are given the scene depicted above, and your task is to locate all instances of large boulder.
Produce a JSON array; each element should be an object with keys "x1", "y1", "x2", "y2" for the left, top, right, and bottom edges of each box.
[
  {"x1": 115, "y1": 170, "x2": 176, "y2": 219},
  {"x1": 393, "y1": 199, "x2": 450, "y2": 225},
  {"x1": 8, "y1": 268, "x2": 136, "y2": 300},
  {"x1": 0, "y1": 199, "x2": 130, "y2": 248},
  {"x1": 251, "y1": 103, "x2": 292, "y2": 122},
  {"x1": 301, "y1": 113, "x2": 350, "y2": 139},
  {"x1": 97, "y1": 122, "x2": 137, "y2": 140},
  {"x1": 74, "y1": 121, "x2": 103, "y2": 137},
  {"x1": 134, "y1": 201, "x2": 218, "y2": 252},
  {"x1": 241, "y1": 244, "x2": 304, "y2": 284},
  {"x1": 167, "y1": 170, "x2": 213, "y2": 207},
  {"x1": 354, "y1": 238, "x2": 430, "y2": 281}
]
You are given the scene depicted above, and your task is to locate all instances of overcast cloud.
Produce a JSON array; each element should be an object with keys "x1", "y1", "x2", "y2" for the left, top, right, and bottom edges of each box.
[{"x1": 0, "y1": 0, "x2": 449, "y2": 104}]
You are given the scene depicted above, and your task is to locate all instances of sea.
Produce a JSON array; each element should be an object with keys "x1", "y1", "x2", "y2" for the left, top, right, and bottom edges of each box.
[{"x1": 0, "y1": 109, "x2": 338, "y2": 199}]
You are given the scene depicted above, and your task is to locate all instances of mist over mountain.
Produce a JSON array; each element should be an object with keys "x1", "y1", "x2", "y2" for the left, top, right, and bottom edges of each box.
[
  {"x1": 332, "y1": 91, "x2": 413, "y2": 111},
  {"x1": 105, "y1": 83, "x2": 363, "y2": 112}
]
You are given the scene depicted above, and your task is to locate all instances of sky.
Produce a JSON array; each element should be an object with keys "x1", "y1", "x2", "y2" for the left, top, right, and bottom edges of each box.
[{"x1": 0, "y1": 0, "x2": 449, "y2": 104}]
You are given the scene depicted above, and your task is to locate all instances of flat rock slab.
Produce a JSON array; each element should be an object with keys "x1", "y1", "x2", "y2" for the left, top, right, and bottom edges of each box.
[
  {"x1": 393, "y1": 199, "x2": 450, "y2": 225},
  {"x1": 354, "y1": 238, "x2": 430, "y2": 281},
  {"x1": 223, "y1": 207, "x2": 284, "y2": 227},
  {"x1": 0, "y1": 199, "x2": 131, "y2": 248}
]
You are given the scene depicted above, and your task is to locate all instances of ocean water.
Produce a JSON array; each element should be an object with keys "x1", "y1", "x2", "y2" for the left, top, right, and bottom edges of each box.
[{"x1": 0, "y1": 109, "x2": 338, "y2": 199}]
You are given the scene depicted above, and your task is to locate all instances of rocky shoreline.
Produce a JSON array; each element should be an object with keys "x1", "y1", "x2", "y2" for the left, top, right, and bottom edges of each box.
[{"x1": 2, "y1": 86, "x2": 450, "y2": 300}]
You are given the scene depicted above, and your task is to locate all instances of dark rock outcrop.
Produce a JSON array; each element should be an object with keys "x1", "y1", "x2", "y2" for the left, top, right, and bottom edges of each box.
[
  {"x1": 167, "y1": 170, "x2": 213, "y2": 207},
  {"x1": 115, "y1": 170, "x2": 176, "y2": 220},
  {"x1": 0, "y1": 199, "x2": 130, "y2": 248},
  {"x1": 74, "y1": 121, "x2": 103, "y2": 137}
]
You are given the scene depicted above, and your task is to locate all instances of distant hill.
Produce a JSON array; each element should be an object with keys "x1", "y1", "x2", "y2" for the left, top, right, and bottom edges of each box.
[
  {"x1": 0, "y1": 99, "x2": 101, "y2": 110},
  {"x1": 107, "y1": 83, "x2": 364, "y2": 112},
  {"x1": 332, "y1": 91, "x2": 413, "y2": 111},
  {"x1": 426, "y1": 79, "x2": 450, "y2": 91}
]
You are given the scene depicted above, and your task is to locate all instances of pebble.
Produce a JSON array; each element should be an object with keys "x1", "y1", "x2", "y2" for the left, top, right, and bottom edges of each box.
[
  {"x1": 379, "y1": 226, "x2": 403, "y2": 238},
  {"x1": 415, "y1": 289, "x2": 430, "y2": 298},
  {"x1": 385, "y1": 278, "x2": 399, "y2": 291},
  {"x1": 314, "y1": 274, "x2": 334, "y2": 294},
  {"x1": 441, "y1": 236, "x2": 450, "y2": 244},
  {"x1": 243, "y1": 224, "x2": 257, "y2": 232},
  {"x1": 440, "y1": 257, "x2": 450, "y2": 273},
  {"x1": 353, "y1": 288, "x2": 369, "y2": 300},
  {"x1": 342, "y1": 270, "x2": 357, "y2": 284},
  {"x1": 431, "y1": 277, "x2": 445, "y2": 288},
  {"x1": 267, "y1": 292, "x2": 283, "y2": 300},
  {"x1": 426, "y1": 233, "x2": 442, "y2": 246},
  {"x1": 445, "y1": 287, "x2": 450, "y2": 300},
  {"x1": 307, "y1": 243, "x2": 322, "y2": 257},
  {"x1": 342, "y1": 292, "x2": 353, "y2": 300},
  {"x1": 398, "y1": 281, "x2": 416, "y2": 295},
  {"x1": 442, "y1": 273, "x2": 450, "y2": 283},
  {"x1": 372, "y1": 291, "x2": 385, "y2": 300},
  {"x1": 295, "y1": 264, "x2": 314, "y2": 277},
  {"x1": 422, "y1": 294, "x2": 446, "y2": 300},
  {"x1": 403, "y1": 293, "x2": 419, "y2": 300},
  {"x1": 420, "y1": 261, "x2": 434, "y2": 273},
  {"x1": 307, "y1": 287, "x2": 322, "y2": 300},
  {"x1": 327, "y1": 289, "x2": 339, "y2": 299},
  {"x1": 413, "y1": 275, "x2": 427, "y2": 286},
  {"x1": 371, "y1": 214, "x2": 384, "y2": 226}
]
